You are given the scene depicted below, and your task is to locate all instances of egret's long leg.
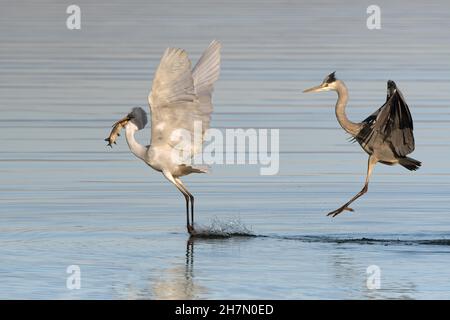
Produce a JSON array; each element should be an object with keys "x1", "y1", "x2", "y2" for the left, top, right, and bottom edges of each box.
[
  {"x1": 191, "y1": 196, "x2": 194, "y2": 227},
  {"x1": 327, "y1": 156, "x2": 378, "y2": 217},
  {"x1": 163, "y1": 171, "x2": 192, "y2": 233},
  {"x1": 183, "y1": 193, "x2": 190, "y2": 227},
  {"x1": 175, "y1": 178, "x2": 195, "y2": 230}
]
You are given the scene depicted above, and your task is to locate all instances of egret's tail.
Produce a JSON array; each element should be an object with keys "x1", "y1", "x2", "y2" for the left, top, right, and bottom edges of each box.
[
  {"x1": 180, "y1": 164, "x2": 210, "y2": 174},
  {"x1": 399, "y1": 157, "x2": 421, "y2": 171},
  {"x1": 190, "y1": 165, "x2": 209, "y2": 174}
]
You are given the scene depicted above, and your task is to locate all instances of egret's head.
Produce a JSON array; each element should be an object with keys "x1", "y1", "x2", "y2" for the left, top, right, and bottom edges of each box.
[
  {"x1": 126, "y1": 107, "x2": 148, "y2": 130},
  {"x1": 303, "y1": 71, "x2": 338, "y2": 93}
]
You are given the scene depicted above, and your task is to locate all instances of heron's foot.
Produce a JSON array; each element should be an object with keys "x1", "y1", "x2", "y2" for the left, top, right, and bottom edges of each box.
[
  {"x1": 327, "y1": 206, "x2": 354, "y2": 217},
  {"x1": 187, "y1": 224, "x2": 196, "y2": 235}
]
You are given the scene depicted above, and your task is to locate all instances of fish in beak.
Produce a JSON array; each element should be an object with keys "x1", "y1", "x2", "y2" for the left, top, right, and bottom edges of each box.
[{"x1": 105, "y1": 115, "x2": 130, "y2": 148}]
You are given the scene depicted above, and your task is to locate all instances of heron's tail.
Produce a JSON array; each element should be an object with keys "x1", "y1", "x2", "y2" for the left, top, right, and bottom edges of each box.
[{"x1": 399, "y1": 157, "x2": 421, "y2": 171}]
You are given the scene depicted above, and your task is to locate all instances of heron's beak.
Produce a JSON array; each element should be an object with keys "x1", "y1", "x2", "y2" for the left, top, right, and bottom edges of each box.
[{"x1": 303, "y1": 84, "x2": 326, "y2": 93}]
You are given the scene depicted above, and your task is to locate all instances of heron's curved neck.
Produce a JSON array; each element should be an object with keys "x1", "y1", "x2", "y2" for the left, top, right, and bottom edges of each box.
[
  {"x1": 125, "y1": 123, "x2": 146, "y2": 161},
  {"x1": 334, "y1": 80, "x2": 360, "y2": 136}
]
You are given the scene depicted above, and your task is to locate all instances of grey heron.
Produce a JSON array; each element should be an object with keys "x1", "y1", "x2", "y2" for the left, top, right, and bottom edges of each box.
[
  {"x1": 105, "y1": 40, "x2": 221, "y2": 234},
  {"x1": 304, "y1": 72, "x2": 421, "y2": 217}
]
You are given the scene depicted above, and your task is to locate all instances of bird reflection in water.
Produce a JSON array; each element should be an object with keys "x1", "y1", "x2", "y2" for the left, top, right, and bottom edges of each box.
[{"x1": 150, "y1": 238, "x2": 206, "y2": 299}]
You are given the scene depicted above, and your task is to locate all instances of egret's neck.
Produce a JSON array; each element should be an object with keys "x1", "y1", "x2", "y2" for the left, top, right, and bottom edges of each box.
[
  {"x1": 334, "y1": 80, "x2": 361, "y2": 136},
  {"x1": 125, "y1": 123, "x2": 146, "y2": 161}
]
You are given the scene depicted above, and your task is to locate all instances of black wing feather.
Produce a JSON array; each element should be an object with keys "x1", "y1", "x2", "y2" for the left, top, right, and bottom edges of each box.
[
  {"x1": 350, "y1": 84, "x2": 392, "y2": 144},
  {"x1": 355, "y1": 85, "x2": 415, "y2": 157}
]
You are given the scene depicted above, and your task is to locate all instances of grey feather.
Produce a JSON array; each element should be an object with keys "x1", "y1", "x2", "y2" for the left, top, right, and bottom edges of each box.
[{"x1": 355, "y1": 82, "x2": 415, "y2": 158}]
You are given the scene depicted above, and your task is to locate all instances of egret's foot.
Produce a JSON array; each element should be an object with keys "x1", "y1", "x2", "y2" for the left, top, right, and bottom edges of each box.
[
  {"x1": 327, "y1": 206, "x2": 354, "y2": 217},
  {"x1": 187, "y1": 224, "x2": 196, "y2": 235}
]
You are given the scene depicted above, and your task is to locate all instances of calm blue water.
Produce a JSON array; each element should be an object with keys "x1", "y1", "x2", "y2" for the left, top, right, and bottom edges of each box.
[{"x1": 1, "y1": 0, "x2": 450, "y2": 299}]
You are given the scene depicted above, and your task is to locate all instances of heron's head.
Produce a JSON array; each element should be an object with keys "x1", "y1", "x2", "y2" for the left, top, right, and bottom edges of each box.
[
  {"x1": 126, "y1": 107, "x2": 148, "y2": 130},
  {"x1": 303, "y1": 71, "x2": 338, "y2": 93}
]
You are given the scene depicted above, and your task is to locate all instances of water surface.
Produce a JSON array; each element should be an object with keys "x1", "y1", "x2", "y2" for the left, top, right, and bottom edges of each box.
[{"x1": 1, "y1": 0, "x2": 450, "y2": 299}]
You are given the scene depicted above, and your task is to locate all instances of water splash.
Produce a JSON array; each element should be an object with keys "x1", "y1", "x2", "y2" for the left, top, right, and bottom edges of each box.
[{"x1": 192, "y1": 217, "x2": 255, "y2": 238}]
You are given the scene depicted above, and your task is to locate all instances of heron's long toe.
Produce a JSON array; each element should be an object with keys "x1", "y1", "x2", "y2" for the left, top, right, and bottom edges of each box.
[
  {"x1": 327, "y1": 206, "x2": 353, "y2": 217},
  {"x1": 327, "y1": 209, "x2": 341, "y2": 217}
]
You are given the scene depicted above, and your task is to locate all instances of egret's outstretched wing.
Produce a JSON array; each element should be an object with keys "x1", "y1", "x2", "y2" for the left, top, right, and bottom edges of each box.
[
  {"x1": 356, "y1": 83, "x2": 415, "y2": 157},
  {"x1": 148, "y1": 48, "x2": 198, "y2": 152},
  {"x1": 192, "y1": 40, "x2": 221, "y2": 136},
  {"x1": 148, "y1": 42, "x2": 221, "y2": 159}
]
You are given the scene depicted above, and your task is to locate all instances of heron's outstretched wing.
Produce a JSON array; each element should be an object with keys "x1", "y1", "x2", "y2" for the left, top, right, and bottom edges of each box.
[
  {"x1": 148, "y1": 42, "x2": 221, "y2": 158},
  {"x1": 356, "y1": 84, "x2": 415, "y2": 157},
  {"x1": 359, "y1": 81, "x2": 395, "y2": 126}
]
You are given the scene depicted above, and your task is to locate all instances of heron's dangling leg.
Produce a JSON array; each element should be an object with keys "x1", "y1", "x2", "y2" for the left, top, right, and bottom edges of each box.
[
  {"x1": 162, "y1": 171, "x2": 192, "y2": 234},
  {"x1": 327, "y1": 156, "x2": 378, "y2": 217},
  {"x1": 175, "y1": 178, "x2": 195, "y2": 233}
]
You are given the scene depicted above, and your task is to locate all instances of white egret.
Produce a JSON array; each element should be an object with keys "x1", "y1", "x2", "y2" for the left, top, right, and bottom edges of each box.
[{"x1": 106, "y1": 40, "x2": 221, "y2": 234}]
